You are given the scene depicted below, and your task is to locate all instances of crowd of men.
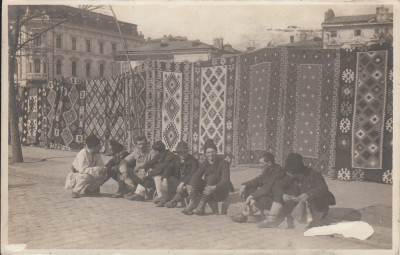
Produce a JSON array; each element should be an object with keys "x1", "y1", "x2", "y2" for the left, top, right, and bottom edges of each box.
[{"x1": 66, "y1": 134, "x2": 335, "y2": 229}]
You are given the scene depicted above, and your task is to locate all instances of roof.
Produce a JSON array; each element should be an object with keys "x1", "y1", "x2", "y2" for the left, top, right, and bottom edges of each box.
[
  {"x1": 282, "y1": 39, "x2": 323, "y2": 48},
  {"x1": 124, "y1": 40, "x2": 221, "y2": 52},
  {"x1": 9, "y1": 5, "x2": 141, "y2": 37},
  {"x1": 114, "y1": 40, "x2": 237, "y2": 61},
  {"x1": 322, "y1": 13, "x2": 393, "y2": 25}
]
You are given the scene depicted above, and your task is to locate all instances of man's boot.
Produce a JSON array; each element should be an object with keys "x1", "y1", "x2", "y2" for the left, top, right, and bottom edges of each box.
[
  {"x1": 208, "y1": 200, "x2": 219, "y2": 214},
  {"x1": 257, "y1": 215, "x2": 284, "y2": 228},
  {"x1": 193, "y1": 197, "x2": 208, "y2": 215},
  {"x1": 181, "y1": 193, "x2": 200, "y2": 215},
  {"x1": 165, "y1": 193, "x2": 182, "y2": 208},
  {"x1": 112, "y1": 181, "x2": 126, "y2": 198}
]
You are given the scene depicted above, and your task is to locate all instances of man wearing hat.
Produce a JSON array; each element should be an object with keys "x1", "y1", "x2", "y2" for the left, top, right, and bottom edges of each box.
[
  {"x1": 156, "y1": 141, "x2": 200, "y2": 208},
  {"x1": 101, "y1": 140, "x2": 130, "y2": 198},
  {"x1": 181, "y1": 139, "x2": 234, "y2": 215},
  {"x1": 257, "y1": 153, "x2": 336, "y2": 229},
  {"x1": 126, "y1": 140, "x2": 177, "y2": 202}
]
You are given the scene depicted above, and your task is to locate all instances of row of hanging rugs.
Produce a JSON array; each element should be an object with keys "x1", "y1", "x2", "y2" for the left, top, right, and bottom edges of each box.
[{"x1": 18, "y1": 42, "x2": 393, "y2": 184}]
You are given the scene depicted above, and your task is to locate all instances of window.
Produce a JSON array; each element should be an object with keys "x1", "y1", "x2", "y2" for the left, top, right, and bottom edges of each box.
[
  {"x1": 56, "y1": 35, "x2": 62, "y2": 48},
  {"x1": 354, "y1": 29, "x2": 361, "y2": 36},
  {"x1": 375, "y1": 28, "x2": 380, "y2": 34},
  {"x1": 34, "y1": 59, "x2": 40, "y2": 73},
  {"x1": 56, "y1": 60, "x2": 62, "y2": 75},
  {"x1": 112, "y1": 43, "x2": 117, "y2": 53},
  {"x1": 385, "y1": 27, "x2": 389, "y2": 33},
  {"x1": 43, "y1": 62, "x2": 47, "y2": 73},
  {"x1": 72, "y1": 61, "x2": 77, "y2": 76},
  {"x1": 33, "y1": 33, "x2": 41, "y2": 46},
  {"x1": 99, "y1": 42, "x2": 104, "y2": 54},
  {"x1": 99, "y1": 64, "x2": 104, "y2": 77},
  {"x1": 72, "y1": 37, "x2": 76, "y2": 50},
  {"x1": 86, "y1": 40, "x2": 91, "y2": 52},
  {"x1": 29, "y1": 62, "x2": 32, "y2": 72},
  {"x1": 331, "y1": 31, "x2": 337, "y2": 38},
  {"x1": 86, "y1": 63, "x2": 91, "y2": 77}
]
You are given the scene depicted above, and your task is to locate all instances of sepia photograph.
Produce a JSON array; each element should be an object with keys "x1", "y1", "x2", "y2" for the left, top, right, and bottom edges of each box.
[{"x1": 1, "y1": 0, "x2": 399, "y2": 254}]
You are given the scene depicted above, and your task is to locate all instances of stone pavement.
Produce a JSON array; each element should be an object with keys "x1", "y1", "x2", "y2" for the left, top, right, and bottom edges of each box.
[{"x1": 4, "y1": 146, "x2": 394, "y2": 251}]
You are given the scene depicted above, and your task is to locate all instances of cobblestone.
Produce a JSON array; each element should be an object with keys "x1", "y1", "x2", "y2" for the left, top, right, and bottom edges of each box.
[{"x1": 5, "y1": 146, "x2": 393, "y2": 251}]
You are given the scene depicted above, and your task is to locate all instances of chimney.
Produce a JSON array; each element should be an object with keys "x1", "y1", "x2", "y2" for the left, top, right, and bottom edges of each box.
[
  {"x1": 376, "y1": 5, "x2": 389, "y2": 22},
  {"x1": 290, "y1": 35, "x2": 294, "y2": 43},
  {"x1": 161, "y1": 35, "x2": 168, "y2": 43},
  {"x1": 300, "y1": 32, "x2": 307, "y2": 42},
  {"x1": 324, "y1": 9, "x2": 335, "y2": 21},
  {"x1": 213, "y1": 37, "x2": 224, "y2": 49}
]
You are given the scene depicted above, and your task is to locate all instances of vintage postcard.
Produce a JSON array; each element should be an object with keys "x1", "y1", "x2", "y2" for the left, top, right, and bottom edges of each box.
[{"x1": 1, "y1": 0, "x2": 399, "y2": 254}]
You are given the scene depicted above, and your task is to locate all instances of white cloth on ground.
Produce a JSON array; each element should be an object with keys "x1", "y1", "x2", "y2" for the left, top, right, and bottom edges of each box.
[{"x1": 304, "y1": 221, "x2": 374, "y2": 240}]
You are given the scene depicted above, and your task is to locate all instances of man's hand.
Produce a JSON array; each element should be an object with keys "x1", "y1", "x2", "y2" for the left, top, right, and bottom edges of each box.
[
  {"x1": 176, "y1": 182, "x2": 185, "y2": 194},
  {"x1": 297, "y1": 193, "x2": 309, "y2": 202},
  {"x1": 186, "y1": 184, "x2": 194, "y2": 194},
  {"x1": 282, "y1": 194, "x2": 294, "y2": 202},
  {"x1": 239, "y1": 185, "x2": 246, "y2": 199},
  {"x1": 203, "y1": 185, "x2": 216, "y2": 195},
  {"x1": 245, "y1": 195, "x2": 254, "y2": 205}
]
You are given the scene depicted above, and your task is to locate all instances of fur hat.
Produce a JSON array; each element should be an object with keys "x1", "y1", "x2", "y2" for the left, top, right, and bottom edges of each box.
[
  {"x1": 109, "y1": 140, "x2": 124, "y2": 155},
  {"x1": 284, "y1": 153, "x2": 304, "y2": 174},
  {"x1": 174, "y1": 141, "x2": 189, "y2": 152},
  {"x1": 152, "y1": 140, "x2": 166, "y2": 152},
  {"x1": 203, "y1": 139, "x2": 217, "y2": 153}
]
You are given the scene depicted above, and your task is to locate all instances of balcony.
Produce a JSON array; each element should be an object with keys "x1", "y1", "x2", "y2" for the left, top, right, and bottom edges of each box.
[{"x1": 26, "y1": 73, "x2": 48, "y2": 81}]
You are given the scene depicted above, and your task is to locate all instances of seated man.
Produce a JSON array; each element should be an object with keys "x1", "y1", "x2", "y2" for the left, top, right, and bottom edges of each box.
[
  {"x1": 232, "y1": 152, "x2": 286, "y2": 223},
  {"x1": 119, "y1": 136, "x2": 156, "y2": 199},
  {"x1": 126, "y1": 140, "x2": 177, "y2": 202},
  {"x1": 182, "y1": 139, "x2": 234, "y2": 215},
  {"x1": 258, "y1": 153, "x2": 336, "y2": 229},
  {"x1": 101, "y1": 140, "x2": 130, "y2": 198},
  {"x1": 69, "y1": 134, "x2": 107, "y2": 198},
  {"x1": 158, "y1": 141, "x2": 199, "y2": 208}
]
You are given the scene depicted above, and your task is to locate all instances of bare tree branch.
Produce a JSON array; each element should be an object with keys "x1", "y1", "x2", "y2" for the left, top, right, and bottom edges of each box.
[{"x1": 15, "y1": 5, "x2": 102, "y2": 52}]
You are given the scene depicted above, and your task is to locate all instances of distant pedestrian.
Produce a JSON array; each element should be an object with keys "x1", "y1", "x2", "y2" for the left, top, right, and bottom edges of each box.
[
  {"x1": 67, "y1": 134, "x2": 107, "y2": 198},
  {"x1": 182, "y1": 139, "x2": 234, "y2": 215}
]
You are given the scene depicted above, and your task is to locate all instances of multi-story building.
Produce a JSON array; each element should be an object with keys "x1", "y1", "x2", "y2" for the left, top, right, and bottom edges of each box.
[
  {"x1": 321, "y1": 6, "x2": 393, "y2": 49},
  {"x1": 13, "y1": 5, "x2": 145, "y2": 87},
  {"x1": 115, "y1": 36, "x2": 240, "y2": 73}
]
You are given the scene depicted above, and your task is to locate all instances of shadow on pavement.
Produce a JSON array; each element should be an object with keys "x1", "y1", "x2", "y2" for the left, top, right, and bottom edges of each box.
[{"x1": 327, "y1": 208, "x2": 362, "y2": 223}]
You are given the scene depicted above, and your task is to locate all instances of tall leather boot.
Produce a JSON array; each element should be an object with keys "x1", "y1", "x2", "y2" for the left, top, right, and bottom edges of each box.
[
  {"x1": 208, "y1": 200, "x2": 219, "y2": 214},
  {"x1": 165, "y1": 193, "x2": 182, "y2": 208},
  {"x1": 181, "y1": 192, "x2": 200, "y2": 215},
  {"x1": 193, "y1": 196, "x2": 208, "y2": 215},
  {"x1": 112, "y1": 181, "x2": 126, "y2": 198}
]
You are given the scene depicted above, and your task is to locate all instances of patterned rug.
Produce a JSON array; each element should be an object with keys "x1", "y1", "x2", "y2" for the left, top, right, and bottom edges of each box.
[
  {"x1": 104, "y1": 76, "x2": 126, "y2": 151},
  {"x1": 192, "y1": 57, "x2": 236, "y2": 162},
  {"x1": 145, "y1": 61, "x2": 192, "y2": 151},
  {"x1": 126, "y1": 63, "x2": 147, "y2": 151},
  {"x1": 282, "y1": 49, "x2": 339, "y2": 176},
  {"x1": 335, "y1": 42, "x2": 393, "y2": 184},
  {"x1": 85, "y1": 76, "x2": 126, "y2": 152},
  {"x1": 236, "y1": 48, "x2": 285, "y2": 164},
  {"x1": 19, "y1": 87, "x2": 44, "y2": 145}
]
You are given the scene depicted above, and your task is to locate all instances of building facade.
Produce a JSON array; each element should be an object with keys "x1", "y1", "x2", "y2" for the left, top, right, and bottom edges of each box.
[
  {"x1": 321, "y1": 6, "x2": 393, "y2": 49},
  {"x1": 115, "y1": 37, "x2": 239, "y2": 74},
  {"x1": 14, "y1": 5, "x2": 145, "y2": 87}
]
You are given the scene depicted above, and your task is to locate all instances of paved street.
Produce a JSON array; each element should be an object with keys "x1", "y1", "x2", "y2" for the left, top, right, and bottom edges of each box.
[{"x1": 5, "y1": 146, "x2": 393, "y2": 250}]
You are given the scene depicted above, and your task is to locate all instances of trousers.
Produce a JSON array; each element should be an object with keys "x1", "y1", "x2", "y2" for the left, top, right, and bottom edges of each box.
[{"x1": 73, "y1": 173, "x2": 107, "y2": 194}]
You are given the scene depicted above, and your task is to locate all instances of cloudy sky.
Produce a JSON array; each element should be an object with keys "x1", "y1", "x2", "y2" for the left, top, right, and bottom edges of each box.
[{"x1": 103, "y1": 2, "x2": 392, "y2": 50}]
